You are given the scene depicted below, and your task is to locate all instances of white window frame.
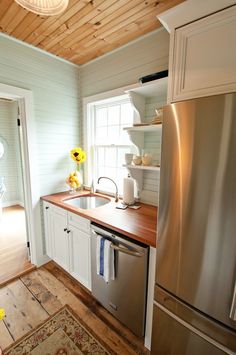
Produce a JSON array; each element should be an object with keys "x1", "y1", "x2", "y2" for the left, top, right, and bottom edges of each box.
[{"x1": 83, "y1": 87, "x2": 136, "y2": 196}]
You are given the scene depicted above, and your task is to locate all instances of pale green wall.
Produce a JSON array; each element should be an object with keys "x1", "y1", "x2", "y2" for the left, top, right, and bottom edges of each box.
[
  {"x1": 0, "y1": 100, "x2": 24, "y2": 206},
  {"x1": 80, "y1": 28, "x2": 169, "y2": 97},
  {"x1": 0, "y1": 34, "x2": 81, "y2": 197}
]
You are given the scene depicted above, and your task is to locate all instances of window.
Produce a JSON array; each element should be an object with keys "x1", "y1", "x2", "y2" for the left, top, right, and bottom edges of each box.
[
  {"x1": 86, "y1": 95, "x2": 134, "y2": 195},
  {"x1": 0, "y1": 138, "x2": 6, "y2": 159}
]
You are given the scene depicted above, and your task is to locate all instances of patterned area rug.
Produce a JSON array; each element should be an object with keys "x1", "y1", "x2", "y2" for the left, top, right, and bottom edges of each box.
[{"x1": 4, "y1": 305, "x2": 113, "y2": 355}]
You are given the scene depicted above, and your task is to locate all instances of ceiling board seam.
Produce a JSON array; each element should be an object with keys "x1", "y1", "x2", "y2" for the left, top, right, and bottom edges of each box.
[{"x1": 80, "y1": 27, "x2": 165, "y2": 68}]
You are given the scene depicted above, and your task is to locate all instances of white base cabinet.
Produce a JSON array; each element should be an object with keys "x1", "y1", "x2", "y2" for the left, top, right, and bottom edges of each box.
[
  {"x1": 52, "y1": 205, "x2": 69, "y2": 272},
  {"x1": 43, "y1": 201, "x2": 91, "y2": 290},
  {"x1": 68, "y1": 212, "x2": 91, "y2": 290},
  {"x1": 169, "y1": 5, "x2": 236, "y2": 102},
  {"x1": 43, "y1": 201, "x2": 54, "y2": 259},
  {"x1": 69, "y1": 227, "x2": 91, "y2": 290}
]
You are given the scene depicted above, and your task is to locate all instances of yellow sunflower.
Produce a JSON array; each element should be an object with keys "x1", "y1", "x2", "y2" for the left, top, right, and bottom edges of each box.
[{"x1": 70, "y1": 147, "x2": 86, "y2": 164}]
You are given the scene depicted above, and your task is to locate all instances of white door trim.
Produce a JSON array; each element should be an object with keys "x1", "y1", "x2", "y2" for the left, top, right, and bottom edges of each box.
[{"x1": 0, "y1": 83, "x2": 46, "y2": 266}]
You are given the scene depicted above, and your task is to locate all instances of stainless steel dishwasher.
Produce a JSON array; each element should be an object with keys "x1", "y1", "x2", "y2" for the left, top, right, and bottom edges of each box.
[{"x1": 91, "y1": 223, "x2": 149, "y2": 337}]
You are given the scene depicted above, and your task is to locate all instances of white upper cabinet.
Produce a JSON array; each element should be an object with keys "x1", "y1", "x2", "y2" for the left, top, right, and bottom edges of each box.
[{"x1": 168, "y1": 5, "x2": 236, "y2": 102}]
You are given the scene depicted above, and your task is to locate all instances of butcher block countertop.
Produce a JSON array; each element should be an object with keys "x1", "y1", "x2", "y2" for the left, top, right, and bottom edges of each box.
[{"x1": 41, "y1": 190, "x2": 157, "y2": 248}]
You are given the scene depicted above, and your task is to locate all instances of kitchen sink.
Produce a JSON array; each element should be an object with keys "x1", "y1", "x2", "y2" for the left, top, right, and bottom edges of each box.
[{"x1": 64, "y1": 195, "x2": 110, "y2": 209}]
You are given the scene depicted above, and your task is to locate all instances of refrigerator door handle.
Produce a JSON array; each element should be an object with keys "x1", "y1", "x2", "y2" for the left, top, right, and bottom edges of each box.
[{"x1": 229, "y1": 281, "x2": 236, "y2": 321}]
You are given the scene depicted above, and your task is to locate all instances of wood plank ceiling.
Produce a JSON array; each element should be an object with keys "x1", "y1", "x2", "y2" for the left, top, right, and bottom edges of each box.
[{"x1": 0, "y1": 0, "x2": 184, "y2": 65}]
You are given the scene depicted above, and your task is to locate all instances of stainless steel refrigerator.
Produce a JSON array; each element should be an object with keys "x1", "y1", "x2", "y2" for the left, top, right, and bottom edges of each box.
[{"x1": 152, "y1": 93, "x2": 236, "y2": 355}]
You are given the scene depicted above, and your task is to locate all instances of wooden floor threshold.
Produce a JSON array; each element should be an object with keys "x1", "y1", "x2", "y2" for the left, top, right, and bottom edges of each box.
[{"x1": 0, "y1": 264, "x2": 36, "y2": 288}]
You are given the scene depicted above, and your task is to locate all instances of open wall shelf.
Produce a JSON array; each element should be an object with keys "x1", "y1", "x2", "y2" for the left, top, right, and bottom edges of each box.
[{"x1": 123, "y1": 164, "x2": 160, "y2": 171}]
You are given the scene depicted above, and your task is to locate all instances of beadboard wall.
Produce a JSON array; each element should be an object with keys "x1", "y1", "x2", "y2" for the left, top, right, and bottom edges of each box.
[
  {"x1": 0, "y1": 34, "x2": 80, "y2": 197},
  {"x1": 140, "y1": 94, "x2": 166, "y2": 205},
  {"x1": 0, "y1": 34, "x2": 80, "y2": 264},
  {"x1": 0, "y1": 100, "x2": 24, "y2": 207},
  {"x1": 81, "y1": 29, "x2": 169, "y2": 206},
  {"x1": 81, "y1": 29, "x2": 169, "y2": 97}
]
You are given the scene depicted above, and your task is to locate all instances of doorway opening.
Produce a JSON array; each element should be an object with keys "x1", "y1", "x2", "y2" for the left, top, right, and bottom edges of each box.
[{"x1": 0, "y1": 98, "x2": 35, "y2": 284}]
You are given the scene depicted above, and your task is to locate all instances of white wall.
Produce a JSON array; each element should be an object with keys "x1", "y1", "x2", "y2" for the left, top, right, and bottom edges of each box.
[
  {"x1": 0, "y1": 34, "x2": 81, "y2": 197},
  {"x1": 81, "y1": 28, "x2": 169, "y2": 206},
  {"x1": 0, "y1": 100, "x2": 24, "y2": 206}
]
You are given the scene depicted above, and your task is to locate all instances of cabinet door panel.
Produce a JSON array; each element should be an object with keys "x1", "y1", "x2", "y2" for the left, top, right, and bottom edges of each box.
[
  {"x1": 52, "y1": 209, "x2": 70, "y2": 272},
  {"x1": 170, "y1": 5, "x2": 236, "y2": 102},
  {"x1": 69, "y1": 226, "x2": 91, "y2": 290}
]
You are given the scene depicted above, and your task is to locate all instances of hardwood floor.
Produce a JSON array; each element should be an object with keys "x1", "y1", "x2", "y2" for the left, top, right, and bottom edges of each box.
[
  {"x1": 0, "y1": 205, "x2": 35, "y2": 285},
  {"x1": 0, "y1": 261, "x2": 150, "y2": 354}
]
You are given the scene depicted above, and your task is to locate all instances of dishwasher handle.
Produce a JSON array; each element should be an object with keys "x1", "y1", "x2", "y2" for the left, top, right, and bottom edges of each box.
[
  {"x1": 111, "y1": 243, "x2": 143, "y2": 257},
  {"x1": 91, "y1": 229, "x2": 143, "y2": 257}
]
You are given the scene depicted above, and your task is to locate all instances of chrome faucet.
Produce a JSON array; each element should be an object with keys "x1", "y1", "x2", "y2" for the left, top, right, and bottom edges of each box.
[{"x1": 97, "y1": 177, "x2": 119, "y2": 202}]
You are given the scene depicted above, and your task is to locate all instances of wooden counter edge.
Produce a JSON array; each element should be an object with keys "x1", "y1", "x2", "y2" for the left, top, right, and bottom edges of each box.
[{"x1": 41, "y1": 191, "x2": 157, "y2": 248}]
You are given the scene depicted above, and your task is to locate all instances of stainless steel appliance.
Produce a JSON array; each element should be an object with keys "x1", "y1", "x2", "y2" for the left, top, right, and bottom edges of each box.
[
  {"x1": 152, "y1": 93, "x2": 236, "y2": 354},
  {"x1": 91, "y1": 223, "x2": 149, "y2": 337}
]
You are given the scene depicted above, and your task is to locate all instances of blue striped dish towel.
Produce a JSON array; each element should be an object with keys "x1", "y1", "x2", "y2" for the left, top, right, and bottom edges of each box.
[{"x1": 96, "y1": 235, "x2": 115, "y2": 283}]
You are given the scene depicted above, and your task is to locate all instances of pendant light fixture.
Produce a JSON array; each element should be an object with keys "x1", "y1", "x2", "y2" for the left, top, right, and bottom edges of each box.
[{"x1": 15, "y1": 0, "x2": 69, "y2": 16}]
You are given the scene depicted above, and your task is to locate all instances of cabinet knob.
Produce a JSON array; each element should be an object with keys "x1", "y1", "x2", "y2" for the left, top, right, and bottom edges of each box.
[
  {"x1": 45, "y1": 206, "x2": 49, "y2": 210},
  {"x1": 64, "y1": 228, "x2": 67, "y2": 232},
  {"x1": 67, "y1": 230, "x2": 71, "y2": 234}
]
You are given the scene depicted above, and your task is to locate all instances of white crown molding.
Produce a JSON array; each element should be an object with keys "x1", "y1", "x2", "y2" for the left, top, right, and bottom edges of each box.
[{"x1": 157, "y1": 0, "x2": 236, "y2": 33}]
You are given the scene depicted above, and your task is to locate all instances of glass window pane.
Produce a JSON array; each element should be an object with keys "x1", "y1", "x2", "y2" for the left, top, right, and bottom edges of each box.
[
  {"x1": 92, "y1": 98, "x2": 134, "y2": 197},
  {"x1": 0, "y1": 142, "x2": 4, "y2": 159},
  {"x1": 96, "y1": 107, "x2": 107, "y2": 127},
  {"x1": 107, "y1": 125, "x2": 119, "y2": 143},
  {"x1": 95, "y1": 126, "x2": 107, "y2": 144},
  {"x1": 108, "y1": 105, "x2": 120, "y2": 125},
  {"x1": 98, "y1": 166, "x2": 106, "y2": 179},
  {"x1": 105, "y1": 147, "x2": 117, "y2": 167},
  {"x1": 97, "y1": 147, "x2": 105, "y2": 166},
  {"x1": 121, "y1": 103, "x2": 133, "y2": 125},
  {"x1": 120, "y1": 126, "x2": 131, "y2": 144},
  {"x1": 105, "y1": 167, "x2": 117, "y2": 181}
]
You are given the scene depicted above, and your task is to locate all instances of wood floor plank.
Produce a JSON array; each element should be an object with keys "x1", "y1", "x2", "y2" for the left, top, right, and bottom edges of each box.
[
  {"x1": 25, "y1": 267, "x2": 138, "y2": 355},
  {"x1": 0, "y1": 263, "x2": 148, "y2": 354},
  {"x1": 0, "y1": 279, "x2": 48, "y2": 340},
  {"x1": 0, "y1": 205, "x2": 34, "y2": 286},
  {"x1": 44, "y1": 261, "x2": 148, "y2": 354},
  {"x1": 0, "y1": 321, "x2": 13, "y2": 350},
  {"x1": 21, "y1": 272, "x2": 63, "y2": 314}
]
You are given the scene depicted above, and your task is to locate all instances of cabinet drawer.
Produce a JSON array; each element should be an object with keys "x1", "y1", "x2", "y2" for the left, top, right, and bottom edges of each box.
[
  {"x1": 68, "y1": 212, "x2": 90, "y2": 232},
  {"x1": 52, "y1": 204, "x2": 67, "y2": 217}
]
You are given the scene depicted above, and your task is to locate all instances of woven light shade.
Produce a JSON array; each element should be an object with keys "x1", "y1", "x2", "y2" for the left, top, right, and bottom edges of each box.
[{"x1": 15, "y1": 0, "x2": 69, "y2": 16}]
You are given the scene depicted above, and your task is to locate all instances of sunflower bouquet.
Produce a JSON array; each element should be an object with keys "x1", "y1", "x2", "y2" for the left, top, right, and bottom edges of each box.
[
  {"x1": 66, "y1": 171, "x2": 81, "y2": 190},
  {"x1": 66, "y1": 147, "x2": 86, "y2": 192}
]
